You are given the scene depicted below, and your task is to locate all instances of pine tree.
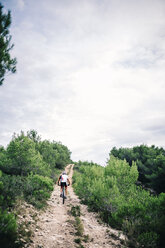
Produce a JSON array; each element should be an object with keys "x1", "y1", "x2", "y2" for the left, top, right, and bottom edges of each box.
[{"x1": 0, "y1": 3, "x2": 17, "y2": 85}]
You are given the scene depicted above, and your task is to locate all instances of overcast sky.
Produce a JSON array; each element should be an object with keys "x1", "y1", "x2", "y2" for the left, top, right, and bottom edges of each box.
[{"x1": 0, "y1": 0, "x2": 165, "y2": 165}]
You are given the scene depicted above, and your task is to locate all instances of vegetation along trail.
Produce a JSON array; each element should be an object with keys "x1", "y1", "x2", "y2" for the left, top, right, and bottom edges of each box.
[{"x1": 31, "y1": 164, "x2": 125, "y2": 248}]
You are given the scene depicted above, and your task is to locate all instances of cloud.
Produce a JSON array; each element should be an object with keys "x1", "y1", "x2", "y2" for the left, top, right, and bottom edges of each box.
[
  {"x1": 0, "y1": 0, "x2": 165, "y2": 165},
  {"x1": 17, "y1": 0, "x2": 25, "y2": 10},
  {"x1": 118, "y1": 45, "x2": 165, "y2": 69}
]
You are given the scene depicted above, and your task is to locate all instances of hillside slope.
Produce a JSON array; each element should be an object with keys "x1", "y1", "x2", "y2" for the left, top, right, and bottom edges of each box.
[{"x1": 30, "y1": 164, "x2": 125, "y2": 248}]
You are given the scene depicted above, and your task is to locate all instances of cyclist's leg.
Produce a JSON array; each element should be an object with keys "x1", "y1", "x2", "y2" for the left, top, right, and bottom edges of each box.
[
  {"x1": 65, "y1": 184, "x2": 68, "y2": 195},
  {"x1": 60, "y1": 184, "x2": 63, "y2": 196}
]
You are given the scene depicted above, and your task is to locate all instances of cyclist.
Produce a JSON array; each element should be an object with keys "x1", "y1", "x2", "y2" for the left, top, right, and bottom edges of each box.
[{"x1": 57, "y1": 171, "x2": 70, "y2": 198}]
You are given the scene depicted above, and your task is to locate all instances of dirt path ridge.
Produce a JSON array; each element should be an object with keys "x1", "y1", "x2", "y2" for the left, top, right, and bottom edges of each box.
[{"x1": 30, "y1": 164, "x2": 126, "y2": 248}]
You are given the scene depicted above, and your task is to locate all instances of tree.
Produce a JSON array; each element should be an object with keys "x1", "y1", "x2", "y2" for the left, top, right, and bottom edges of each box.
[
  {"x1": 38, "y1": 140, "x2": 58, "y2": 168},
  {"x1": 0, "y1": 3, "x2": 17, "y2": 85},
  {"x1": 52, "y1": 141, "x2": 71, "y2": 169},
  {"x1": 27, "y1": 129, "x2": 41, "y2": 143},
  {"x1": 110, "y1": 145, "x2": 165, "y2": 193},
  {"x1": 146, "y1": 154, "x2": 165, "y2": 193},
  {"x1": 4, "y1": 132, "x2": 51, "y2": 177}
]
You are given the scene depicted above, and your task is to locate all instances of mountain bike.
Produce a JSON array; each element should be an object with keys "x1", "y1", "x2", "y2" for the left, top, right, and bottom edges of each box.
[
  {"x1": 58, "y1": 182, "x2": 70, "y2": 204},
  {"x1": 61, "y1": 183, "x2": 70, "y2": 204}
]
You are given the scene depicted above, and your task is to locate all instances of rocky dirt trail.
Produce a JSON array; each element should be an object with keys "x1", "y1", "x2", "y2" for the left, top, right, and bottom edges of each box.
[{"x1": 30, "y1": 164, "x2": 126, "y2": 248}]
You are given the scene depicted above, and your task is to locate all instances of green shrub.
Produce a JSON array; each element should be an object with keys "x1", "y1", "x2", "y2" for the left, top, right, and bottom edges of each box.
[
  {"x1": 75, "y1": 216, "x2": 84, "y2": 236},
  {"x1": 5, "y1": 133, "x2": 51, "y2": 177},
  {"x1": 0, "y1": 209, "x2": 17, "y2": 248},
  {"x1": 24, "y1": 174, "x2": 54, "y2": 207},
  {"x1": 74, "y1": 238, "x2": 81, "y2": 244},
  {"x1": 73, "y1": 157, "x2": 165, "y2": 248},
  {"x1": 0, "y1": 130, "x2": 71, "y2": 247},
  {"x1": 0, "y1": 174, "x2": 24, "y2": 209},
  {"x1": 110, "y1": 145, "x2": 165, "y2": 193},
  {"x1": 137, "y1": 232, "x2": 158, "y2": 248},
  {"x1": 71, "y1": 205, "x2": 81, "y2": 217}
]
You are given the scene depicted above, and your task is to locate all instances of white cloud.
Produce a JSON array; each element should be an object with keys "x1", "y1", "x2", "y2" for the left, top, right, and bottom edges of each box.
[
  {"x1": 0, "y1": 0, "x2": 165, "y2": 165},
  {"x1": 17, "y1": 0, "x2": 25, "y2": 10}
]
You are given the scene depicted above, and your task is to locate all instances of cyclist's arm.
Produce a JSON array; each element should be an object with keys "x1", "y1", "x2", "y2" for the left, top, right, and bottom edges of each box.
[
  {"x1": 57, "y1": 175, "x2": 61, "y2": 184},
  {"x1": 67, "y1": 178, "x2": 71, "y2": 185}
]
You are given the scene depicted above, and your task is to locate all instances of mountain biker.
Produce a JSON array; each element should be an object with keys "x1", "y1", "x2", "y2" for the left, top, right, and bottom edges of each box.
[{"x1": 57, "y1": 171, "x2": 70, "y2": 198}]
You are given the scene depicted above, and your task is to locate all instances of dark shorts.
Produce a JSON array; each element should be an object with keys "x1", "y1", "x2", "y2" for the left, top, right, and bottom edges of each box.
[{"x1": 61, "y1": 182, "x2": 67, "y2": 188}]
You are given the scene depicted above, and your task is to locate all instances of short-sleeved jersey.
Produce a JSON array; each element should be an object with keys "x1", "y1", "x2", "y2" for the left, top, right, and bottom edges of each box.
[{"x1": 60, "y1": 174, "x2": 68, "y2": 183}]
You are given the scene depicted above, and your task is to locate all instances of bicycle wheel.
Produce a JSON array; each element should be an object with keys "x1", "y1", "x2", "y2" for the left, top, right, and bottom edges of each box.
[{"x1": 62, "y1": 187, "x2": 65, "y2": 204}]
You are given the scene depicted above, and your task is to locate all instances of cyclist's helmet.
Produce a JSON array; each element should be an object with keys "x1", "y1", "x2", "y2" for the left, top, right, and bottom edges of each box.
[{"x1": 62, "y1": 171, "x2": 66, "y2": 175}]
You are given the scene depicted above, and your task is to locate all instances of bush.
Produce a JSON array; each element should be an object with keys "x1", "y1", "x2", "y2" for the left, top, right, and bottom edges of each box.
[
  {"x1": 137, "y1": 232, "x2": 158, "y2": 248},
  {"x1": 0, "y1": 209, "x2": 18, "y2": 248},
  {"x1": 110, "y1": 145, "x2": 165, "y2": 193},
  {"x1": 0, "y1": 174, "x2": 24, "y2": 209},
  {"x1": 73, "y1": 157, "x2": 165, "y2": 248},
  {"x1": 24, "y1": 174, "x2": 54, "y2": 208},
  {"x1": 0, "y1": 130, "x2": 71, "y2": 247}
]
